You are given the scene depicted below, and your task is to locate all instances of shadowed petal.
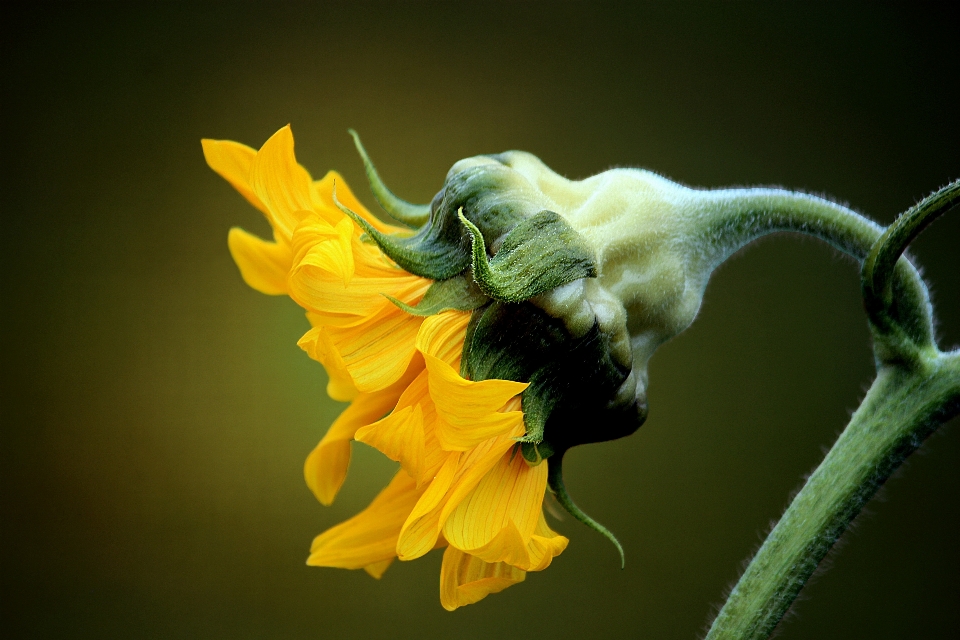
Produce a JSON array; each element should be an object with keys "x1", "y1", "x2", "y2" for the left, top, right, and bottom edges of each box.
[{"x1": 439, "y1": 546, "x2": 526, "y2": 611}]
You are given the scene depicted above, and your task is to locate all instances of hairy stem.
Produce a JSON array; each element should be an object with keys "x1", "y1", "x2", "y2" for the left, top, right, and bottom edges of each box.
[
  {"x1": 693, "y1": 182, "x2": 960, "y2": 638},
  {"x1": 684, "y1": 188, "x2": 935, "y2": 351},
  {"x1": 862, "y1": 180, "x2": 960, "y2": 346},
  {"x1": 705, "y1": 352, "x2": 960, "y2": 639}
]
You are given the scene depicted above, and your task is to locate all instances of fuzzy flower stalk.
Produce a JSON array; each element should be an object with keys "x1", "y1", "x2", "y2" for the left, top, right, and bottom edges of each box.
[{"x1": 204, "y1": 125, "x2": 959, "y2": 630}]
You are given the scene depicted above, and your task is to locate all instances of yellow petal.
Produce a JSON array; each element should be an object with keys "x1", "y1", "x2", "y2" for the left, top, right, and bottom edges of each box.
[
  {"x1": 290, "y1": 215, "x2": 356, "y2": 287},
  {"x1": 442, "y1": 450, "x2": 552, "y2": 570},
  {"x1": 396, "y1": 452, "x2": 461, "y2": 560},
  {"x1": 436, "y1": 427, "x2": 525, "y2": 526},
  {"x1": 355, "y1": 405, "x2": 426, "y2": 482},
  {"x1": 297, "y1": 326, "x2": 358, "y2": 402},
  {"x1": 439, "y1": 546, "x2": 525, "y2": 611},
  {"x1": 397, "y1": 429, "x2": 521, "y2": 560},
  {"x1": 424, "y1": 353, "x2": 528, "y2": 451},
  {"x1": 227, "y1": 227, "x2": 291, "y2": 296},
  {"x1": 304, "y1": 389, "x2": 406, "y2": 506},
  {"x1": 250, "y1": 125, "x2": 315, "y2": 240},
  {"x1": 201, "y1": 138, "x2": 268, "y2": 215},
  {"x1": 363, "y1": 558, "x2": 394, "y2": 579},
  {"x1": 415, "y1": 311, "x2": 471, "y2": 369},
  {"x1": 355, "y1": 369, "x2": 453, "y2": 486},
  {"x1": 324, "y1": 304, "x2": 426, "y2": 393},
  {"x1": 288, "y1": 258, "x2": 429, "y2": 325},
  {"x1": 526, "y1": 511, "x2": 570, "y2": 572},
  {"x1": 307, "y1": 470, "x2": 423, "y2": 570}
]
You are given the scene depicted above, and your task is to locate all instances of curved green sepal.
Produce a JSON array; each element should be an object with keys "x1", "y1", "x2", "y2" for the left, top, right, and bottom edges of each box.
[
  {"x1": 333, "y1": 183, "x2": 468, "y2": 281},
  {"x1": 517, "y1": 370, "x2": 558, "y2": 444},
  {"x1": 464, "y1": 302, "x2": 641, "y2": 453},
  {"x1": 520, "y1": 440, "x2": 554, "y2": 466},
  {"x1": 458, "y1": 209, "x2": 597, "y2": 303},
  {"x1": 548, "y1": 453, "x2": 625, "y2": 569},
  {"x1": 348, "y1": 129, "x2": 431, "y2": 228},
  {"x1": 384, "y1": 274, "x2": 489, "y2": 317}
]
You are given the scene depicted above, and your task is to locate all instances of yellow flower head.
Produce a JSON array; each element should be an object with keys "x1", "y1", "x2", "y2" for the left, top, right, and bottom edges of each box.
[{"x1": 203, "y1": 125, "x2": 604, "y2": 610}]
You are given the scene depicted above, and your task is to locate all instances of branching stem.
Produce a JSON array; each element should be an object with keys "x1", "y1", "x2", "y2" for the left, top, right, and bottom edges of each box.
[{"x1": 690, "y1": 181, "x2": 960, "y2": 638}]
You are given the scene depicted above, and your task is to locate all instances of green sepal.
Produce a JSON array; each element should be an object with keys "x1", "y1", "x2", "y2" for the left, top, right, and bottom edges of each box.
[
  {"x1": 520, "y1": 440, "x2": 554, "y2": 466},
  {"x1": 458, "y1": 209, "x2": 598, "y2": 303},
  {"x1": 463, "y1": 302, "x2": 641, "y2": 454},
  {"x1": 333, "y1": 185, "x2": 469, "y2": 281},
  {"x1": 385, "y1": 273, "x2": 489, "y2": 317},
  {"x1": 348, "y1": 129, "x2": 431, "y2": 228},
  {"x1": 548, "y1": 452, "x2": 625, "y2": 569},
  {"x1": 516, "y1": 368, "x2": 558, "y2": 444}
]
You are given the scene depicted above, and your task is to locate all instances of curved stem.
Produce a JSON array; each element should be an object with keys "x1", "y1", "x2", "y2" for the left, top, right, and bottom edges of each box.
[
  {"x1": 683, "y1": 188, "x2": 935, "y2": 351},
  {"x1": 693, "y1": 183, "x2": 960, "y2": 638},
  {"x1": 862, "y1": 180, "x2": 960, "y2": 338},
  {"x1": 705, "y1": 351, "x2": 960, "y2": 639}
]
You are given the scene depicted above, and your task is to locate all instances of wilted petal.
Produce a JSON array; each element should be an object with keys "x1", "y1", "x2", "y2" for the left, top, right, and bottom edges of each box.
[
  {"x1": 201, "y1": 138, "x2": 267, "y2": 215},
  {"x1": 424, "y1": 353, "x2": 527, "y2": 451},
  {"x1": 250, "y1": 125, "x2": 315, "y2": 240},
  {"x1": 227, "y1": 227, "x2": 291, "y2": 295},
  {"x1": 307, "y1": 470, "x2": 423, "y2": 570},
  {"x1": 439, "y1": 546, "x2": 525, "y2": 611}
]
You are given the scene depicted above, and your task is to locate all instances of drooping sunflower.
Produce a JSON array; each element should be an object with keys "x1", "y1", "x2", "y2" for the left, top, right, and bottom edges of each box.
[{"x1": 203, "y1": 125, "x2": 594, "y2": 609}]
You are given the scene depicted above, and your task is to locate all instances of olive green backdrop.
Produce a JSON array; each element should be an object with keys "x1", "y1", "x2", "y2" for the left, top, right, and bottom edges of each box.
[{"x1": 3, "y1": 2, "x2": 958, "y2": 638}]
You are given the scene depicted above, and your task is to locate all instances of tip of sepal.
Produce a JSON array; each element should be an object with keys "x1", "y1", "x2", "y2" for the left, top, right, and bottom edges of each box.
[
  {"x1": 519, "y1": 440, "x2": 554, "y2": 465},
  {"x1": 383, "y1": 274, "x2": 489, "y2": 317},
  {"x1": 348, "y1": 129, "x2": 431, "y2": 228},
  {"x1": 333, "y1": 181, "x2": 465, "y2": 280},
  {"x1": 547, "y1": 453, "x2": 625, "y2": 569}
]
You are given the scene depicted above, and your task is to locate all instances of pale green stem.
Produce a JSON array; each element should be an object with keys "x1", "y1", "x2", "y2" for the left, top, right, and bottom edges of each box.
[
  {"x1": 669, "y1": 186, "x2": 959, "y2": 638},
  {"x1": 684, "y1": 188, "x2": 934, "y2": 354},
  {"x1": 706, "y1": 352, "x2": 960, "y2": 639}
]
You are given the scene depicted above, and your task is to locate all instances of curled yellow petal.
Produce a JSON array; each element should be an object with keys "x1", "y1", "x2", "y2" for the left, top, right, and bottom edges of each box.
[
  {"x1": 297, "y1": 325, "x2": 358, "y2": 402},
  {"x1": 227, "y1": 227, "x2": 292, "y2": 296},
  {"x1": 424, "y1": 353, "x2": 527, "y2": 451},
  {"x1": 397, "y1": 429, "x2": 521, "y2": 561},
  {"x1": 325, "y1": 305, "x2": 426, "y2": 393},
  {"x1": 290, "y1": 215, "x2": 356, "y2": 287},
  {"x1": 439, "y1": 546, "x2": 525, "y2": 611},
  {"x1": 442, "y1": 450, "x2": 557, "y2": 571},
  {"x1": 355, "y1": 405, "x2": 426, "y2": 482},
  {"x1": 250, "y1": 125, "x2": 315, "y2": 240},
  {"x1": 201, "y1": 138, "x2": 267, "y2": 215},
  {"x1": 288, "y1": 258, "x2": 430, "y2": 326},
  {"x1": 304, "y1": 389, "x2": 406, "y2": 506},
  {"x1": 395, "y1": 452, "x2": 460, "y2": 560},
  {"x1": 415, "y1": 311, "x2": 471, "y2": 369},
  {"x1": 307, "y1": 470, "x2": 423, "y2": 570}
]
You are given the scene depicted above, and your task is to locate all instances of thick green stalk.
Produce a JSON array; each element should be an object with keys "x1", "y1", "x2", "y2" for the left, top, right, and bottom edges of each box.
[
  {"x1": 696, "y1": 182, "x2": 959, "y2": 638},
  {"x1": 705, "y1": 352, "x2": 960, "y2": 639}
]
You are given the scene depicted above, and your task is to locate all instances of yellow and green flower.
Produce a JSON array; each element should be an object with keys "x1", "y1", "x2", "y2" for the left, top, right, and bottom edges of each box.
[{"x1": 202, "y1": 124, "x2": 685, "y2": 609}]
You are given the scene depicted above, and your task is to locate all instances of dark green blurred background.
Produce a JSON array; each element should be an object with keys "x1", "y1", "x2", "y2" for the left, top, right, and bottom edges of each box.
[{"x1": 3, "y1": 2, "x2": 958, "y2": 638}]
